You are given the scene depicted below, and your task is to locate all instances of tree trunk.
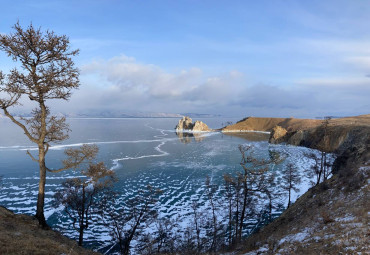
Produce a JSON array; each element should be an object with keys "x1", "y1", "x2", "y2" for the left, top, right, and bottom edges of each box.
[
  {"x1": 317, "y1": 152, "x2": 324, "y2": 185},
  {"x1": 79, "y1": 185, "x2": 86, "y2": 246},
  {"x1": 323, "y1": 152, "x2": 327, "y2": 180},
  {"x1": 124, "y1": 212, "x2": 143, "y2": 255},
  {"x1": 78, "y1": 226, "x2": 84, "y2": 246},
  {"x1": 35, "y1": 146, "x2": 48, "y2": 228},
  {"x1": 268, "y1": 195, "x2": 272, "y2": 221},
  {"x1": 238, "y1": 181, "x2": 248, "y2": 242},
  {"x1": 210, "y1": 195, "x2": 217, "y2": 252},
  {"x1": 228, "y1": 199, "x2": 232, "y2": 246}
]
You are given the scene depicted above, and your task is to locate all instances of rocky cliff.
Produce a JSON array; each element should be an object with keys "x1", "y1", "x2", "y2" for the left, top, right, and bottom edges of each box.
[
  {"x1": 223, "y1": 115, "x2": 370, "y2": 154},
  {"x1": 175, "y1": 116, "x2": 211, "y2": 132},
  {"x1": 267, "y1": 115, "x2": 370, "y2": 154}
]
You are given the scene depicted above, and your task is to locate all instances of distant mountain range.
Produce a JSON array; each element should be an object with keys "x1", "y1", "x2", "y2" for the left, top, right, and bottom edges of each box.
[{"x1": 0, "y1": 111, "x2": 221, "y2": 119}]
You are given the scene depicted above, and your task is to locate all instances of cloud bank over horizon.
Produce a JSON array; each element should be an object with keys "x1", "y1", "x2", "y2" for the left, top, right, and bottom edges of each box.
[{"x1": 48, "y1": 53, "x2": 368, "y2": 118}]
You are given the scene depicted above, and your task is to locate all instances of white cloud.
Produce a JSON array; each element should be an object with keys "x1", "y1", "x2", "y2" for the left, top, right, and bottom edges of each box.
[
  {"x1": 77, "y1": 55, "x2": 245, "y2": 113},
  {"x1": 296, "y1": 77, "x2": 370, "y2": 88},
  {"x1": 46, "y1": 54, "x2": 370, "y2": 118}
]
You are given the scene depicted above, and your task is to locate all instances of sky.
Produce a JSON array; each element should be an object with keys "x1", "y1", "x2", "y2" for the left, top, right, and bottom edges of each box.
[{"x1": 1, "y1": 0, "x2": 370, "y2": 118}]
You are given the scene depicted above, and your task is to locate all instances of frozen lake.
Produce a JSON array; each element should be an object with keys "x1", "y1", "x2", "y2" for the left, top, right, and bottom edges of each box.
[{"x1": 0, "y1": 117, "x2": 328, "y2": 252}]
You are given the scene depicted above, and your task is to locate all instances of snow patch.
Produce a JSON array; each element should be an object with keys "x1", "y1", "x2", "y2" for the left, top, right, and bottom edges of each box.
[
  {"x1": 242, "y1": 244, "x2": 269, "y2": 255},
  {"x1": 335, "y1": 215, "x2": 355, "y2": 222},
  {"x1": 279, "y1": 228, "x2": 311, "y2": 245}
]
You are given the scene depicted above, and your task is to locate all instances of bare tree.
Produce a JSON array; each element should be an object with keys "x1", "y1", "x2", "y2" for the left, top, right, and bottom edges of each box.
[
  {"x1": 0, "y1": 23, "x2": 88, "y2": 227},
  {"x1": 204, "y1": 176, "x2": 224, "y2": 252},
  {"x1": 305, "y1": 152, "x2": 321, "y2": 186},
  {"x1": 237, "y1": 144, "x2": 275, "y2": 242},
  {"x1": 306, "y1": 116, "x2": 333, "y2": 186},
  {"x1": 320, "y1": 117, "x2": 332, "y2": 181},
  {"x1": 305, "y1": 150, "x2": 332, "y2": 187},
  {"x1": 54, "y1": 161, "x2": 116, "y2": 246},
  {"x1": 223, "y1": 174, "x2": 235, "y2": 246},
  {"x1": 261, "y1": 172, "x2": 283, "y2": 222},
  {"x1": 137, "y1": 216, "x2": 178, "y2": 254},
  {"x1": 107, "y1": 185, "x2": 161, "y2": 255},
  {"x1": 281, "y1": 163, "x2": 301, "y2": 208},
  {"x1": 191, "y1": 200, "x2": 203, "y2": 252},
  {"x1": 222, "y1": 172, "x2": 245, "y2": 246}
]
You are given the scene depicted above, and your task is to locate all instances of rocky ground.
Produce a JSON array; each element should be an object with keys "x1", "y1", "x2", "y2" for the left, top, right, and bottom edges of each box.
[{"x1": 0, "y1": 206, "x2": 99, "y2": 255}]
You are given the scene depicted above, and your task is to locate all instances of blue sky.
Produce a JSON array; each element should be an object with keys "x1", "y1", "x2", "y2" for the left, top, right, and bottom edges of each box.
[{"x1": 1, "y1": 0, "x2": 370, "y2": 118}]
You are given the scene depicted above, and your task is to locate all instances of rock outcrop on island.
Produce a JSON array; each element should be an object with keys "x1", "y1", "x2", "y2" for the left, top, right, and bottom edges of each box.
[{"x1": 175, "y1": 116, "x2": 211, "y2": 132}]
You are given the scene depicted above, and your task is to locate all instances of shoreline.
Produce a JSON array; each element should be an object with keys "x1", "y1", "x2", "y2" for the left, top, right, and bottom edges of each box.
[{"x1": 221, "y1": 130, "x2": 271, "y2": 134}]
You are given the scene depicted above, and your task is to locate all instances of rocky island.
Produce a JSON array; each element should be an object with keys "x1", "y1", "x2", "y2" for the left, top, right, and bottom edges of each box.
[{"x1": 175, "y1": 116, "x2": 212, "y2": 132}]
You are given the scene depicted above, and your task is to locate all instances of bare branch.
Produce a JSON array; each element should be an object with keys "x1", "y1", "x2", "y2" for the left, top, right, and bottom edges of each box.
[
  {"x1": 26, "y1": 150, "x2": 39, "y2": 162},
  {"x1": 46, "y1": 144, "x2": 99, "y2": 173},
  {"x1": 2, "y1": 108, "x2": 38, "y2": 143}
]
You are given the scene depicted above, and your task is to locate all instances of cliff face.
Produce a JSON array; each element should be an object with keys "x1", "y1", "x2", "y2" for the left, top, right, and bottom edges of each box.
[
  {"x1": 268, "y1": 115, "x2": 370, "y2": 154},
  {"x1": 223, "y1": 115, "x2": 370, "y2": 154}
]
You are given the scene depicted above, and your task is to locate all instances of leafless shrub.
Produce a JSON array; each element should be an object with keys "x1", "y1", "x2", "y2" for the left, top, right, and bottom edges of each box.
[{"x1": 320, "y1": 211, "x2": 334, "y2": 224}]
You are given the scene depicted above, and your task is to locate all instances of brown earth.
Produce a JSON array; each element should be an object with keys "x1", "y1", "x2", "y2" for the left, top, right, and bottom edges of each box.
[{"x1": 0, "y1": 206, "x2": 99, "y2": 255}]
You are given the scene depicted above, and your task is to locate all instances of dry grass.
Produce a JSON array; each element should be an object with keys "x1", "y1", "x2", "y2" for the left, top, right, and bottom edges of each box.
[
  {"x1": 222, "y1": 117, "x2": 323, "y2": 132},
  {"x1": 0, "y1": 207, "x2": 100, "y2": 255},
  {"x1": 223, "y1": 114, "x2": 370, "y2": 133}
]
